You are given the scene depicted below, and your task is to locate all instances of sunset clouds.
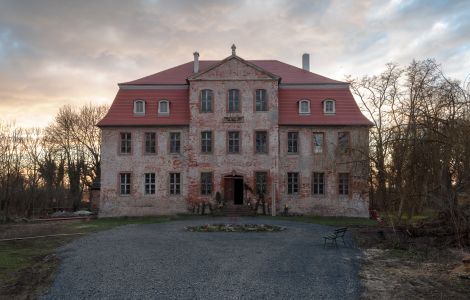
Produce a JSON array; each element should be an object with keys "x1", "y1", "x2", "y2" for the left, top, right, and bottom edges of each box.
[{"x1": 0, "y1": 0, "x2": 469, "y2": 127}]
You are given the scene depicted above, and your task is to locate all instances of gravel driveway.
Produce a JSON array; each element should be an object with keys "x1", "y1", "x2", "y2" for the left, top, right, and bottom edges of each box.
[{"x1": 43, "y1": 218, "x2": 363, "y2": 300}]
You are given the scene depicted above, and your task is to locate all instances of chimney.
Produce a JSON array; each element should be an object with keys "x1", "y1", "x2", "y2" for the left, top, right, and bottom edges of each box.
[
  {"x1": 302, "y1": 53, "x2": 310, "y2": 71},
  {"x1": 193, "y1": 51, "x2": 200, "y2": 73}
]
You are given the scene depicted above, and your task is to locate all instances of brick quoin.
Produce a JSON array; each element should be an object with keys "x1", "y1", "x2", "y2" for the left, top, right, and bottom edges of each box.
[{"x1": 97, "y1": 47, "x2": 372, "y2": 217}]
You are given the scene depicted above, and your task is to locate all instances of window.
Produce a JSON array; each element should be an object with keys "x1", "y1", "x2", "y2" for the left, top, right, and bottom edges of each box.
[
  {"x1": 299, "y1": 100, "x2": 310, "y2": 114},
  {"x1": 134, "y1": 100, "x2": 145, "y2": 115},
  {"x1": 312, "y1": 172, "x2": 325, "y2": 195},
  {"x1": 338, "y1": 132, "x2": 350, "y2": 151},
  {"x1": 170, "y1": 132, "x2": 181, "y2": 154},
  {"x1": 287, "y1": 132, "x2": 298, "y2": 153},
  {"x1": 228, "y1": 131, "x2": 240, "y2": 154},
  {"x1": 120, "y1": 132, "x2": 131, "y2": 154},
  {"x1": 120, "y1": 173, "x2": 131, "y2": 195},
  {"x1": 144, "y1": 173, "x2": 155, "y2": 195},
  {"x1": 255, "y1": 89, "x2": 267, "y2": 111},
  {"x1": 145, "y1": 132, "x2": 156, "y2": 154},
  {"x1": 324, "y1": 99, "x2": 335, "y2": 114},
  {"x1": 200, "y1": 172, "x2": 213, "y2": 195},
  {"x1": 255, "y1": 131, "x2": 268, "y2": 154},
  {"x1": 201, "y1": 131, "x2": 212, "y2": 153},
  {"x1": 201, "y1": 89, "x2": 213, "y2": 113},
  {"x1": 313, "y1": 133, "x2": 324, "y2": 154},
  {"x1": 169, "y1": 173, "x2": 181, "y2": 195},
  {"x1": 158, "y1": 100, "x2": 170, "y2": 115},
  {"x1": 338, "y1": 173, "x2": 349, "y2": 195},
  {"x1": 228, "y1": 89, "x2": 240, "y2": 112},
  {"x1": 255, "y1": 172, "x2": 268, "y2": 196},
  {"x1": 287, "y1": 172, "x2": 299, "y2": 194}
]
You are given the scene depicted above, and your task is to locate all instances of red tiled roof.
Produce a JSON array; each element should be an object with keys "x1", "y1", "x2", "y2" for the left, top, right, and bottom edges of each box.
[
  {"x1": 99, "y1": 58, "x2": 371, "y2": 127},
  {"x1": 278, "y1": 89, "x2": 372, "y2": 126},
  {"x1": 121, "y1": 60, "x2": 344, "y2": 85},
  {"x1": 97, "y1": 89, "x2": 189, "y2": 126}
]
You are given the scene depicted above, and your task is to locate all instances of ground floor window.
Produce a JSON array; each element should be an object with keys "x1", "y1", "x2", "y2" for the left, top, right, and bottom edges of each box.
[
  {"x1": 312, "y1": 172, "x2": 325, "y2": 195},
  {"x1": 255, "y1": 172, "x2": 268, "y2": 196},
  {"x1": 144, "y1": 173, "x2": 155, "y2": 194},
  {"x1": 200, "y1": 172, "x2": 213, "y2": 195},
  {"x1": 338, "y1": 173, "x2": 349, "y2": 195},
  {"x1": 120, "y1": 173, "x2": 131, "y2": 195},
  {"x1": 287, "y1": 172, "x2": 299, "y2": 194},
  {"x1": 170, "y1": 173, "x2": 181, "y2": 195}
]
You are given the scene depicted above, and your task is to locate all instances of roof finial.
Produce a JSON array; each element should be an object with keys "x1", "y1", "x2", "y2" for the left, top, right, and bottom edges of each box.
[{"x1": 231, "y1": 44, "x2": 236, "y2": 56}]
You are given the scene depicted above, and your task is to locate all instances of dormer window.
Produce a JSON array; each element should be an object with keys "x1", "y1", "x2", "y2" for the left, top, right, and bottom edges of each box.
[
  {"x1": 158, "y1": 100, "x2": 169, "y2": 115},
  {"x1": 324, "y1": 99, "x2": 336, "y2": 114},
  {"x1": 299, "y1": 100, "x2": 310, "y2": 115},
  {"x1": 134, "y1": 100, "x2": 145, "y2": 115}
]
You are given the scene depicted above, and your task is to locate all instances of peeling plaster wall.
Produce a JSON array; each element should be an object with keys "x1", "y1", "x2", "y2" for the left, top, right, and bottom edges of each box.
[
  {"x1": 278, "y1": 126, "x2": 370, "y2": 217},
  {"x1": 99, "y1": 58, "x2": 370, "y2": 218},
  {"x1": 99, "y1": 126, "x2": 189, "y2": 217},
  {"x1": 187, "y1": 58, "x2": 279, "y2": 205}
]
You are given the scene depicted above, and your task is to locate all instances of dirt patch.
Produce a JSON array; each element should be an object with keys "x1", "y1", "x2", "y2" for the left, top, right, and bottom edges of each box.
[
  {"x1": 0, "y1": 254, "x2": 59, "y2": 299},
  {"x1": 353, "y1": 227, "x2": 470, "y2": 299}
]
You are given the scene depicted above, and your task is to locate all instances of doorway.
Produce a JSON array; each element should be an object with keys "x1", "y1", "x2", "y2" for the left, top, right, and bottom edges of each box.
[{"x1": 224, "y1": 176, "x2": 244, "y2": 205}]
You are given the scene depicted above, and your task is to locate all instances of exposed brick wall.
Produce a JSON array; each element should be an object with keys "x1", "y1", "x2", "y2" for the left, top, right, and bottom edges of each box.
[
  {"x1": 99, "y1": 127, "x2": 190, "y2": 217},
  {"x1": 278, "y1": 126, "x2": 369, "y2": 217}
]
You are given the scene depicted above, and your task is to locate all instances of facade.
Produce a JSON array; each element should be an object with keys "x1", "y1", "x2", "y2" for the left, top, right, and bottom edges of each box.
[{"x1": 97, "y1": 46, "x2": 372, "y2": 217}]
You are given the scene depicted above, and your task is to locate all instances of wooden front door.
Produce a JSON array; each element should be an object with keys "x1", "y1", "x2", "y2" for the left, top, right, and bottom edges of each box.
[{"x1": 224, "y1": 176, "x2": 244, "y2": 205}]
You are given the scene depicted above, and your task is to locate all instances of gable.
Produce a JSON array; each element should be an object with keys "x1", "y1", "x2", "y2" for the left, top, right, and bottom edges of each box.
[{"x1": 188, "y1": 57, "x2": 279, "y2": 81}]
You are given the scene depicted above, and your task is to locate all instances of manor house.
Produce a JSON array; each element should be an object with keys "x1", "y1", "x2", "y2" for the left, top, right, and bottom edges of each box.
[{"x1": 97, "y1": 45, "x2": 372, "y2": 217}]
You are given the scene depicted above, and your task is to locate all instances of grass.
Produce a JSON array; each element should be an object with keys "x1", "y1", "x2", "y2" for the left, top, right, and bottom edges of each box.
[{"x1": 262, "y1": 215, "x2": 378, "y2": 227}]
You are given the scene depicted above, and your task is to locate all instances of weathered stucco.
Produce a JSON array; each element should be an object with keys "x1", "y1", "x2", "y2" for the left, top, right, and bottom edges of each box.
[
  {"x1": 278, "y1": 126, "x2": 369, "y2": 217},
  {"x1": 99, "y1": 57, "x2": 370, "y2": 218}
]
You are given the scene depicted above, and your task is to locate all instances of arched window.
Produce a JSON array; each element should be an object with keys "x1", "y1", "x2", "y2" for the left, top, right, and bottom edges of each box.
[
  {"x1": 133, "y1": 100, "x2": 145, "y2": 115},
  {"x1": 298, "y1": 99, "x2": 310, "y2": 115},
  {"x1": 200, "y1": 89, "x2": 213, "y2": 113},
  {"x1": 324, "y1": 99, "x2": 336, "y2": 114},
  {"x1": 158, "y1": 100, "x2": 170, "y2": 115}
]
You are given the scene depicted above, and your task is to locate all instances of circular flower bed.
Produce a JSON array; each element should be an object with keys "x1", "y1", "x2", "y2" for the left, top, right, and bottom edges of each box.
[{"x1": 185, "y1": 223, "x2": 286, "y2": 232}]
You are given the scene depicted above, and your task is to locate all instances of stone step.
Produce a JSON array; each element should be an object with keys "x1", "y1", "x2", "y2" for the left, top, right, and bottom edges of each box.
[{"x1": 222, "y1": 205, "x2": 254, "y2": 216}]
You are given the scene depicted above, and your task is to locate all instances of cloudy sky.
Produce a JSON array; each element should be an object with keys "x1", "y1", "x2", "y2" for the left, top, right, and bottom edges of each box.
[{"x1": 0, "y1": 0, "x2": 469, "y2": 127}]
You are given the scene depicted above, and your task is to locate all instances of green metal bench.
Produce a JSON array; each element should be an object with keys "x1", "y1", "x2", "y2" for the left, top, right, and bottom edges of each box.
[{"x1": 323, "y1": 227, "x2": 348, "y2": 248}]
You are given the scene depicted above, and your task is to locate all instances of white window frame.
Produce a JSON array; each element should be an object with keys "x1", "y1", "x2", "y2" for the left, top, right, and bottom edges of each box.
[
  {"x1": 120, "y1": 173, "x2": 131, "y2": 195},
  {"x1": 324, "y1": 99, "x2": 336, "y2": 114},
  {"x1": 133, "y1": 100, "x2": 145, "y2": 115},
  {"x1": 158, "y1": 100, "x2": 170, "y2": 115},
  {"x1": 144, "y1": 173, "x2": 156, "y2": 195},
  {"x1": 299, "y1": 99, "x2": 311, "y2": 115}
]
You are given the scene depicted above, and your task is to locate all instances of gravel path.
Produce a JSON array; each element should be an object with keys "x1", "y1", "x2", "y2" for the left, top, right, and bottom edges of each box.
[{"x1": 42, "y1": 217, "x2": 363, "y2": 300}]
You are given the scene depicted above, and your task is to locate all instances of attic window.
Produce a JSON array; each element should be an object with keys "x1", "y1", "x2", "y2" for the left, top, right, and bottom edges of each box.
[
  {"x1": 299, "y1": 100, "x2": 310, "y2": 115},
  {"x1": 324, "y1": 99, "x2": 336, "y2": 114},
  {"x1": 158, "y1": 100, "x2": 170, "y2": 115},
  {"x1": 134, "y1": 100, "x2": 145, "y2": 115}
]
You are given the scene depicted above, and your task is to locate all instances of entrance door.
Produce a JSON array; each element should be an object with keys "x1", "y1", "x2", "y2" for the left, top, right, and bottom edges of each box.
[{"x1": 224, "y1": 176, "x2": 244, "y2": 205}]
